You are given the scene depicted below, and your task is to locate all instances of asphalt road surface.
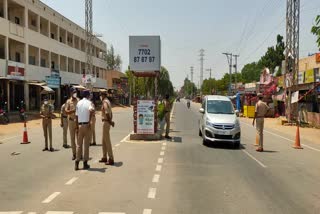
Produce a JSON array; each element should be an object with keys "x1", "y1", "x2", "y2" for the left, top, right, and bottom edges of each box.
[{"x1": 0, "y1": 100, "x2": 320, "y2": 214}]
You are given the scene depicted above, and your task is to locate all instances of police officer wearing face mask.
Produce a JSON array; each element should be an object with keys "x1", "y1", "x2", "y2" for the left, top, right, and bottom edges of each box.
[
  {"x1": 40, "y1": 96, "x2": 54, "y2": 151},
  {"x1": 65, "y1": 88, "x2": 80, "y2": 160}
]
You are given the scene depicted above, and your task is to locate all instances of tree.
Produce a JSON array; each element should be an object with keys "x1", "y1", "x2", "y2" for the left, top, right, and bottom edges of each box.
[
  {"x1": 311, "y1": 15, "x2": 320, "y2": 48},
  {"x1": 106, "y1": 45, "x2": 122, "y2": 70},
  {"x1": 182, "y1": 78, "x2": 197, "y2": 97}
]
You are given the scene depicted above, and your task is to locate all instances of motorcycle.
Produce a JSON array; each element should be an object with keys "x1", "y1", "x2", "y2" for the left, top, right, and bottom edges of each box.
[
  {"x1": 187, "y1": 101, "x2": 190, "y2": 109},
  {"x1": 0, "y1": 102, "x2": 9, "y2": 124},
  {"x1": 17, "y1": 101, "x2": 27, "y2": 121}
]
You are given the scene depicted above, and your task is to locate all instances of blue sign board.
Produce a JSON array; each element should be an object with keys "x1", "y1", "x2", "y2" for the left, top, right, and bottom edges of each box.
[{"x1": 46, "y1": 76, "x2": 61, "y2": 89}]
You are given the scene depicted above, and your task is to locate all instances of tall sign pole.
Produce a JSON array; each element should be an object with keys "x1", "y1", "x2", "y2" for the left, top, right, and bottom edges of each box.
[{"x1": 85, "y1": 0, "x2": 93, "y2": 89}]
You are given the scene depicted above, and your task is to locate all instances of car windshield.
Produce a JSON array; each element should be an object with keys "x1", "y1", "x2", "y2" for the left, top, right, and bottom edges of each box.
[{"x1": 207, "y1": 100, "x2": 234, "y2": 114}]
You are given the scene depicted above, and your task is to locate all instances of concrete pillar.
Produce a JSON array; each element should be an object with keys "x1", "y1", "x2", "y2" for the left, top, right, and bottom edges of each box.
[
  {"x1": 58, "y1": 54, "x2": 60, "y2": 71},
  {"x1": 37, "y1": 15, "x2": 40, "y2": 32},
  {"x1": 5, "y1": 36, "x2": 9, "y2": 60},
  {"x1": 24, "y1": 82, "x2": 29, "y2": 111},
  {"x1": 48, "y1": 51, "x2": 51, "y2": 68},
  {"x1": 25, "y1": 44, "x2": 29, "y2": 65},
  {"x1": 57, "y1": 87, "x2": 61, "y2": 109},
  {"x1": 6, "y1": 81, "x2": 10, "y2": 111},
  {"x1": 4, "y1": 0, "x2": 8, "y2": 19},
  {"x1": 66, "y1": 57, "x2": 69, "y2": 72},
  {"x1": 38, "y1": 48, "x2": 41, "y2": 67},
  {"x1": 73, "y1": 59, "x2": 75, "y2": 73},
  {"x1": 24, "y1": 7, "x2": 28, "y2": 28}
]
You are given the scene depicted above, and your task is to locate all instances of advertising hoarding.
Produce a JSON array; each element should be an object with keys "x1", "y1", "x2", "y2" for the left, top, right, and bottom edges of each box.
[
  {"x1": 137, "y1": 100, "x2": 155, "y2": 134},
  {"x1": 129, "y1": 36, "x2": 161, "y2": 72}
]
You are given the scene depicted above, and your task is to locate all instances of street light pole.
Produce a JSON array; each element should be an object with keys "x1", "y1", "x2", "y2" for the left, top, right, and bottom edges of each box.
[{"x1": 223, "y1": 53, "x2": 233, "y2": 96}]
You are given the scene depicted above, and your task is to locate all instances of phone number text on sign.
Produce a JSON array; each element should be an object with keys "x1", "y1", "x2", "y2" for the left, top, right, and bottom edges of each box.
[{"x1": 129, "y1": 36, "x2": 161, "y2": 72}]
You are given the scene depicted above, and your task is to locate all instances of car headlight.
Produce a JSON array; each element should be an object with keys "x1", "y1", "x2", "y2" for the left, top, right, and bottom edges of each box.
[
  {"x1": 235, "y1": 120, "x2": 240, "y2": 128},
  {"x1": 206, "y1": 120, "x2": 213, "y2": 127}
]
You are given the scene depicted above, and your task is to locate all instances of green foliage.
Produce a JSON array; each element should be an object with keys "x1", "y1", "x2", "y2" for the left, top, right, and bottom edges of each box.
[
  {"x1": 241, "y1": 62, "x2": 263, "y2": 83},
  {"x1": 157, "y1": 103, "x2": 165, "y2": 120},
  {"x1": 311, "y1": 15, "x2": 320, "y2": 48},
  {"x1": 181, "y1": 78, "x2": 197, "y2": 97},
  {"x1": 125, "y1": 66, "x2": 174, "y2": 98},
  {"x1": 106, "y1": 45, "x2": 122, "y2": 70}
]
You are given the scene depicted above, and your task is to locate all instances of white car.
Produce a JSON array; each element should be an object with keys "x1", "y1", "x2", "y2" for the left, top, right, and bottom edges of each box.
[{"x1": 199, "y1": 95, "x2": 241, "y2": 148}]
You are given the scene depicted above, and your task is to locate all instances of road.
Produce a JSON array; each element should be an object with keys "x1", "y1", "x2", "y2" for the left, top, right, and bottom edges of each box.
[{"x1": 0, "y1": 100, "x2": 320, "y2": 214}]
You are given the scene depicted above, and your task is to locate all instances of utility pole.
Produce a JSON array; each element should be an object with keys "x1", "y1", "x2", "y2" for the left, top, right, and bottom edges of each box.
[
  {"x1": 285, "y1": 0, "x2": 300, "y2": 123},
  {"x1": 199, "y1": 49, "x2": 205, "y2": 94},
  {"x1": 222, "y1": 53, "x2": 233, "y2": 96},
  {"x1": 206, "y1": 68, "x2": 212, "y2": 79},
  {"x1": 233, "y1": 55, "x2": 239, "y2": 91},
  {"x1": 85, "y1": 0, "x2": 93, "y2": 88},
  {"x1": 190, "y1": 66, "x2": 194, "y2": 98}
]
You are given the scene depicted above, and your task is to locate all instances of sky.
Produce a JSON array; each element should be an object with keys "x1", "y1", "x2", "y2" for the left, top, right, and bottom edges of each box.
[{"x1": 41, "y1": 0, "x2": 320, "y2": 90}]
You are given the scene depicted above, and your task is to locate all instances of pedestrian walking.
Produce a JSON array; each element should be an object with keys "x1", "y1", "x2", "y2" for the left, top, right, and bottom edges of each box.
[
  {"x1": 164, "y1": 94, "x2": 172, "y2": 139},
  {"x1": 252, "y1": 93, "x2": 270, "y2": 152},
  {"x1": 75, "y1": 90, "x2": 94, "y2": 170},
  {"x1": 60, "y1": 96, "x2": 70, "y2": 149},
  {"x1": 65, "y1": 88, "x2": 79, "y2": 160},
  {"x1": 99, "y1": 91, "x2": 115, "y2": 165},
  {"x1": 89, "y1": 93, "x2": 96, "y2": 146},
  {"x1": 40, "y1": 97, "x2": 54, "y2": 152}
]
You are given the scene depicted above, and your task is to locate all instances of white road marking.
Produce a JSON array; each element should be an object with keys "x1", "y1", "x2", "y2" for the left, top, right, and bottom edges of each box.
[
  {"x1": 162, "y1": 142, "x2": 167, "y2": 146},
  {"x1": 27, "y1": 212, "x2": 37, "y2": 214},
  {"x1": 152, "y1": 174, "x2": 160, "y2": 183},
  {"x1": 155, "y1": 165, "x2": 162, "y2": 172},
  {"x1": 170, "y1": 103, "x2": 175, "y2": 120},
  {"x1": 42, "y1": 192, "x2": 61, "y2": 203},
  {"x1": 242, "y1": 150, "x2": 267, "y2": 168},
  {"x1": 65, "y1": 177, "x2": 79, "y2": 185},
  {"x1": 98, "y1": 213, "x2": 126, "y2": 214},
  {"x1": 148, "y1": 188, "x2": 157, "y2": 199},
  {"x1": 120, "y1": 132, "x2": 132, "y2": 143},
  {"x1": 115, "y1": 144, "x2": 120, "y2": 147},
  {"x1": 157, "y1": 158, "x2": 164, "y2": 164},
  {"x1": 143, "y1": 209, "x2": 152, "y2": 214},
  {"x1": 242, "y1": 121, "x2": 320, "y2": 152},
  {"x1": 0, "y1": 135, "x2": 20, "y2": 141},
  {"x1": 160, "y1": 151, "x2": 165, "y2": 156},
  {"x1": 0, "y1": 212, "x2": 23, "y2": 214},
  {"x1": 161, "y1": 146, "x2": 166, "y2": 150},
  {"x1": 45, "y1": 212, "x2": 74, "y2": 214}
]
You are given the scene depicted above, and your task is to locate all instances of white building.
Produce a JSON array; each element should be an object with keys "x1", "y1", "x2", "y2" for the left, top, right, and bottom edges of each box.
[{"x1": 0, "y1": 0, "x2": 108, "y2": 111}]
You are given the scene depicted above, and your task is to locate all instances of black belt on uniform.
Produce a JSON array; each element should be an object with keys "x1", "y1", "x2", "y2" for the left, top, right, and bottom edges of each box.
[
  {"x1": 62, "y1": 116, "x2": 68, "y2": 118},
  {"x1": 78, "y1": 122, "x2": 89, "y2": 125},
  {"x1": 69, "y1": 118, "x2": 75, "y2": 121}
]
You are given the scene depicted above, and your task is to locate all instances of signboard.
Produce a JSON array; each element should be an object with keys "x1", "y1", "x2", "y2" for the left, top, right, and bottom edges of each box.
[
  {"x1": 315, "y1": 68, "x2": 320, "y2": 82},
  {"x1": 291, "y1": 91, "x2": 299, "y2": 104},
  {"x1": 51, "y1": 69, "x2": 60, "y2": 78},
  {"x1": 316, "y1": 53, "x2": 320, "y2": 63},
  {"x1": 45, "y1": 76, "x2": 61, "y2": 89},
  {"x1": 7, "y1": 61, "x2": 25, "y2": 80},
  {"x1": 298, "y1": 71, "x2": 305, "y2": 84},
  {"x1": 305, "y1": 69, "x2": 314, "y2": 83},
  {"x1": 129, "y1": 36, "x2": 161, "y2": 71},
  {"x1": 137, "y1": 100, "x2": 155, "y2": 134},
  {"x1": 82, "y1": 74, "x2": 96, "y2": 84}
]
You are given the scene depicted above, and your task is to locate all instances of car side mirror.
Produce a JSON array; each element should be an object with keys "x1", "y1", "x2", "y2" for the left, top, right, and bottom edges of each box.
[
  {"x1": 235, "y1": 110, "x2": 239, "y2": 117},
  {"x1": 199, "y1": 108, "x2": 205, "y2": 114}
]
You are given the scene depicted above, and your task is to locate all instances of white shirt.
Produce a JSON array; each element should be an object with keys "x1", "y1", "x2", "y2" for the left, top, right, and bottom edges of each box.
[{"x1": 76, "y1": 98, "x2": 94, "y2": 123}]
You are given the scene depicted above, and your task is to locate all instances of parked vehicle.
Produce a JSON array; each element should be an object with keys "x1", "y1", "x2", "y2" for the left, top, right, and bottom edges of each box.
[
  {"x1": 0, "y1": 102, "x2": 9, "y2": 124},
  {"x1": 199, "y1": 95, "x2": 241, "y2": 148},
  {"x1": 176, "y1": 97, "x2": 180, "y2": 102},
  {"x1": 17, "y1": 101, "x2": 27, "y2": 121},
  {"x1": 187, "y1": 100, "x2": 190, "y2": 109}
]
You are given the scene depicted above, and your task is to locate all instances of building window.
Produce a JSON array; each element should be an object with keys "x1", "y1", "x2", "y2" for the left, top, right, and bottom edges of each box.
[
  {"x1": 0, "y1": 47, "x2": 5, "y2": 59},
  {"x1": 31, "y1": 19, "x2": 36, "y2": 27},
  {"x1": 15, "y1": 17, "x2": 20, "y2": 25},
  {"x1": 29, "y1": 56, "x2": 36, "y2": 65},
  {"x1": 0, "y1": 9, "x2": 4, "y2": 18},
  {"x1": 51, "y1": 33, "x2": 54, "y2": 39},
  {"x1": 96, "y1": 71, "x2": 99, "y2": 78},
  {"x1": 51, "y1": 61, "x2": 55, "y2": 69},
  {"x1": 59, "y1": 37, "x2": 62, "y2": 42},
  {"x1": 15, "y1": 52, "x2": 21, "y2": 62},
  {"x1": 41, "y1": 58, "x2": 46, "y2": 67}
]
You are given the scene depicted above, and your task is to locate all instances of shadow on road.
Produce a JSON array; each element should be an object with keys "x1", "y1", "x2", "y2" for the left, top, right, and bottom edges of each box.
[
  {"x1": 113, "y1": 161, "x2": 123, "y2": 167},
  {"x1": 87, "y1": 167, "x2": 107, "y2": 173},
  {"x1": 203, "y1": 142, "x2": 241, "y2": 150},
  {"x1": 167, "y1": 136, "x2": 182, "y2": 143}
]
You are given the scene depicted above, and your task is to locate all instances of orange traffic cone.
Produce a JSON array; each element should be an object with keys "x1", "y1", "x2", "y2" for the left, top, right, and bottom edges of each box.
[
  {"x1": 292, "y1": 124, "x2": 303, "y2": 149},
  {"x1": 21, "y1": 121, "x2": 30, "y2": 144}
]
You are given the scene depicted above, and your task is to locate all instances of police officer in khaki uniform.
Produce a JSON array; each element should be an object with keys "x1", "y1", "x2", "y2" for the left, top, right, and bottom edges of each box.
[
  {"x1": 65, "y1": 88, "x2": 79, "y2": 160},
  {"x1": 252, "y1": 93, "x2": 270, "y2": 152},
  {"x1": 99, "y1": 91, "x2": 115, "y2": 165},
  {"x1": 75, "y1": 90, "x2": 94, "y2": 170},
  {"x1": 60, "y1": 96, "x2": 70, "y2": 148},
  {"x1": 40, "y1": 97, "x2": 54, "y2": 152},
  {"x1": 89, "y1": 93, "x2": 97, "y2": 146},
  {"x1": 164, "y1": 94, "x2": 172, "y2": 139}
]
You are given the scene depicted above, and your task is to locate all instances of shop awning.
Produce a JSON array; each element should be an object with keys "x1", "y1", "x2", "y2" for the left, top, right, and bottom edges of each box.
[
  {"x1": 28, "y1": 82, "x2": 46, "y2": 86},
  {"x1": 41, "y1": 86, "x2": 54, "y2": 93},
  {"x1": 72, "y1": 85, "x2": 87, "y2": 90}
]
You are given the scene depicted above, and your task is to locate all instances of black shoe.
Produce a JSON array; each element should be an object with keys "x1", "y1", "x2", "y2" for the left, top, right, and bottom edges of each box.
[
  {"x1": 63, "y1": 145, "x2": 71, "y2": 149},
  {"x1": 90, "y1": 142, "x2": 97, "y2": 146},
  {"x1": 42, "y1": 147, "x2": 48, "y2": 151},
  {"x1": 83, "y1": 161, "x2": 90, "y2": 169},
  {"x1": 75, "y1": 161, "x2": 80, "y2": 171},
  {"x1": 72, "y1": 155, "x2": 76, "y2": 161},
  {"x1": 50, "y1": 147, "x2": 54, "y2": 152},
  {"x1": 99, "y1": 157, "x2": 108, "y2": 163},
  {"x1": 106, "y1": 159, "x2": 114, "y2": 166},
  {"x1": 165, "y1": 135, "x2": 172, "y2": 139}
]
